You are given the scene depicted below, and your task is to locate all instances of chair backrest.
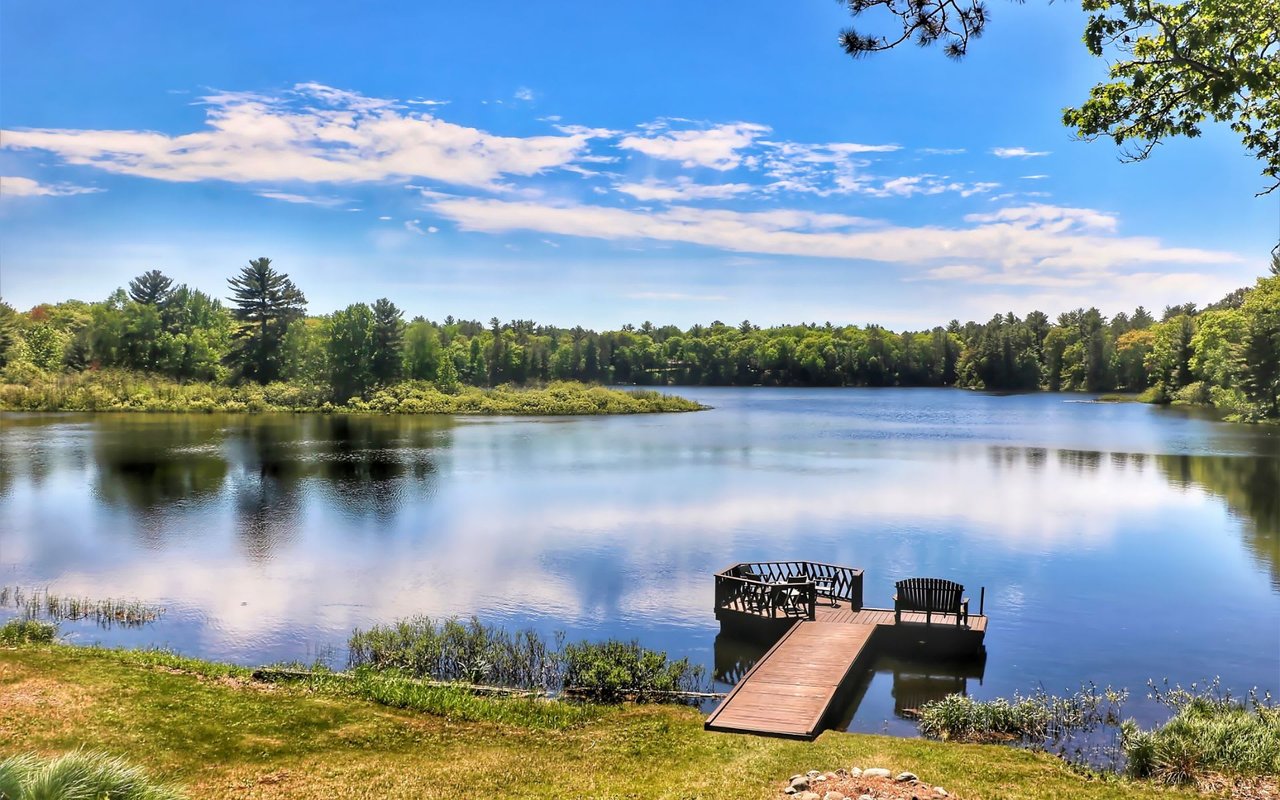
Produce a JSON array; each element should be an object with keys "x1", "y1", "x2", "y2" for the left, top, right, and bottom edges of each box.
[
  {"x1": 785, "y1": 574, "x2": 810, "y2": 584},
  {"x1": 738, "y1": 570, "x2": 763, "y2": 583},
  {"x1": 895, "y1": 578, "x2": 963, "y2": 611}
]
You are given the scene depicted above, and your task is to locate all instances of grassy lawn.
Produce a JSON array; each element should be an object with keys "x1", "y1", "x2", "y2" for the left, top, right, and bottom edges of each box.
[{"x1": 0, "y1": 645, "x2": 1197, "y2": 800}]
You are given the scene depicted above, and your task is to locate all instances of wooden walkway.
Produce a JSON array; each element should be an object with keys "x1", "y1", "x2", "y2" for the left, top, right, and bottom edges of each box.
[
  {"x1": 706, "y1": 605, "x2": 987, "y2": 739},
  {"x1": 705, "y1": 621, "x2": 875, "y2": 738}
]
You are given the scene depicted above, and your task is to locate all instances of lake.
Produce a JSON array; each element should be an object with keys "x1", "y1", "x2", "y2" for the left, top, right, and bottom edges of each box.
[{"x1": 2, "y1": 388, "x2": 1277, "y2": 734}]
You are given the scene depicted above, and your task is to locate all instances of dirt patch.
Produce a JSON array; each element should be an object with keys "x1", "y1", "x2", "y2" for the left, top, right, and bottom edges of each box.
[
  {"x1": 1195, "y1": 773, "x2": 1279, "y2": 800},
  {"x1": 0, "y1": 673, "x2": 95, "y2": 736},
  {"x1": 780, "y1": 768, "x2": 961, "y2": 800}
]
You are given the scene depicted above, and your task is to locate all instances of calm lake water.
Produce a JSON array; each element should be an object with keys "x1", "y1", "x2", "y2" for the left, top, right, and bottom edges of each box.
[{"x1": 2, "y1": 388, "x2": 1277, "y2": 734}]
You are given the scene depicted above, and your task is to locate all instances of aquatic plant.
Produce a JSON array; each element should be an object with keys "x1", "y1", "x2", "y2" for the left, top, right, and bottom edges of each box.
[
  {"x1": 1, "y1": 586, "x2": 165, "y2": 629},
  {"x1": 0, "y1": 750, "x2": 185, "y2": 800},
  {"x1": 348, "y1": 616, "x2": 707, "y2": 703},
  {"x1": 348, "y1": 616, "x2": 562, "y2": 691},
  {"x1": 917, "y1": 683, "x2": 1127, "y2": 745}
]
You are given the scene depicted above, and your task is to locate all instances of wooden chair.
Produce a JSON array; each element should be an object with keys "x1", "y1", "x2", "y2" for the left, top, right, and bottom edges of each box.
[{"x1": 894, "y1": 577, "x2": 969, "y2": 626}]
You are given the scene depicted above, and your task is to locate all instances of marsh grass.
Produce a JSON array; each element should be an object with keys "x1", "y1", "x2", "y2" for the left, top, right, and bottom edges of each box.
[
  {"x1": 917, "y1": 684, "x2": 1127, "y2": 746},
  {"x1": 348, "y1": 616, "x2": 562, "y2": 690},
  {"x1": 0, "y1": 750, "x2": 184, "y2": 800},
  {"x1": 1122, "y1": 679, "x2": 1280, "y2": 784},
  {"x1": 0, "y1": 586, "x2": 164, "y2": 629},
  {"x1": 347, "y1": 616, "x2": 708, "y2": 703}
]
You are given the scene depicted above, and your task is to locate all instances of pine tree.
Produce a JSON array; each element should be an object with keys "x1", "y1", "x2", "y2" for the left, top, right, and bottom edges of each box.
[
  {"x1": 128, "y1": 270, "x2": 174, "y2": 306},
  {"x1": 370, "y1": 298, "x2": 405, "y2": 385},
  {"x1": 225, "y1": 257, "x2": 307, "y2": 383}
]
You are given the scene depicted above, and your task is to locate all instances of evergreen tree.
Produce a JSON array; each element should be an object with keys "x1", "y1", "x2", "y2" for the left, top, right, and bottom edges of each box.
[
  {"x1": 370, "y1": 298, "x2": 405, "y2": 385},
  {"x1": 225, "y1": 257, "x2": 307, "y2": 383},
  {"x1": 127, "y1": 269, "x2": 174, "y2": 306}
]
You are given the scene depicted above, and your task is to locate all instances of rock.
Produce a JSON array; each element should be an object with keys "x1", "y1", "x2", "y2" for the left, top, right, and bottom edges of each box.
[
  {"x1": 822, "y1": 792, "x2": 845, "y2": 800},
  {"x1": 895, "y1": 772, "x2": 919, "y2": 783},
  {"x1": 858, "y1": 795, "x2": 875, "y2": 800},
  {"x1": 862, "y1": 768, "x2": 891, "y2": 779},
  {"x1": 813, "y1": 775, "x2": 827, "y2": 782},
  {"x1": 834, "y1": 768, "x2": 850, "y2": 779},
  {"x1": 790, "y1": 775, "x2": 803, "y2": 782},
  {"x1": 790, "y1": 777, "x2": 810, "y2": 791},
  {"x1": 795, "y1": 793, "x2": 821, "y2": 800},
  {"x1": 784, "y1": 789, "x2": 797, "y2": 796},
  {"x1": 848, "y1": 768, "x2": 862, "y2": 778},
  {"x1": 807, "y1": 770, "x2": 822, "y2": 779},
  {"x1": 935, "y1": 788, "x2": 948, "y2": 797}
]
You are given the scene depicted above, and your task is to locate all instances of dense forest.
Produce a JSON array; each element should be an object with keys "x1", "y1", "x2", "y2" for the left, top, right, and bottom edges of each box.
[{"x1": 2, "y1": 256, "x2": 1278, "y2": 420}]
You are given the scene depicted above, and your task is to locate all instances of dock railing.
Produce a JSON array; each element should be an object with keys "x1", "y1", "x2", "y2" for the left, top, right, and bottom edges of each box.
[{"x1": 714, "y1": 561, "x2": 864, "y2": 620}]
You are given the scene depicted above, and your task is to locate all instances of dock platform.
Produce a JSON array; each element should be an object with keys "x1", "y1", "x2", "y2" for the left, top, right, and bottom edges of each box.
[{"x1": 706, "y1": 562, "x2": 988, "y2": 740}]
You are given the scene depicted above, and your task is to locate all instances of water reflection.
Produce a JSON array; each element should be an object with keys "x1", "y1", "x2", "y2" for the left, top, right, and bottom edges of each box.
[
  {"x1": 1155, "y1": 454, "x2": 1280, "y2": 590},
  {"x1": 1, "y1": 390, "x2": 1277, "y2": 732}
]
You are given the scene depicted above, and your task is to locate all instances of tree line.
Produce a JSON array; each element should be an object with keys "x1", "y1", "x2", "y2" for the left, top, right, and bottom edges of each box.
[{"x1": 2, "y1": 256, "x2": 1277, "y2": 420}]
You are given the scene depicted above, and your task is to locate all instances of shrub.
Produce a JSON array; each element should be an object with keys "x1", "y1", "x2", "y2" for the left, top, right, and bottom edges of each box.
[
  {"x1": 0, "y1": 618, "x2": 57, "y2": 645},
  {"x1": 0, "y1": 750, "x2": 184, "y2": 800},
  {"x1": 561, "y1": 639, "x2": 706, "y2": 703}
]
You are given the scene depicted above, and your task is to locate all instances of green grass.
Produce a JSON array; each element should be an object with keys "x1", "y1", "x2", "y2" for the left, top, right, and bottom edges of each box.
[
  {"x1": 0, "y1": 643, "x2": 1195, "y2": 800},
  {"x1": 0, "y1": 750, "x2": 184, "y2": 800},
  {"x1": 0, "y1": 369, "x2": 704, "y2": 415}
]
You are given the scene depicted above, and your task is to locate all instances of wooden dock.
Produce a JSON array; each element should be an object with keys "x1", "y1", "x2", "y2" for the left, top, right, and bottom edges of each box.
[{"x1": 705, "y1": 620, "x2": 875, "y2": 738}]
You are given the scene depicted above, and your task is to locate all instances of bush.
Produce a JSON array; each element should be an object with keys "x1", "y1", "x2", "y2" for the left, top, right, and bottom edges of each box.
[
  {"x1": 561, "y1": 639, "x2": 706, "y2": 703},
  {"x1": 0, "y1": 618, "x2": 57, "y2": 645},
  {"x1": 0, "y1": 750, "x2": 184, "y2": 800},
  {"x1": 1172, "y1": 381, "x2": 1212, "y2": 405}
]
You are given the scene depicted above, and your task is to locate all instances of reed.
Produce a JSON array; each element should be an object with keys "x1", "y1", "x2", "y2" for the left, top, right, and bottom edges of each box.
[
  {"x1": 0, "y1": 618, "x2": 58, "y2": 645},
  {"x1": 1, "y1": 586, "x2": 165, "y2": 629}
]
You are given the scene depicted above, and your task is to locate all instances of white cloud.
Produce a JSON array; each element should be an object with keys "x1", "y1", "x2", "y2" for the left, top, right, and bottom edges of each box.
[
  {"x1": 618, "y1": 121, "x2": 770, "y2": 170},
  {"x1": 514, "y1": 87, "x2": 534, "y2": 102},
  {"x1": 255, "y1": 190, "x2": 346, "y2": 207},
  {"x1": 428, "y1": 197, "x2": 1241, "y2": 285},
  {"x1": 992, "y1": 147, "x2": 1051, "y2": 158},
  {"x1": 1, "y1": 175, "x2": 103, "y2": 198},
  {"x1": 378, "y1": 215, "x2": 392, "y2": 221},
  {"x1": 615, "y1": 176, "x2": 754, "y2": 202},
  {"x1": 1, "y1": 83, "x2": 603, "y2": 190},
  {"x1": 1021, "y1": 174, "x2": 1050, "y2": 180},
  {"x1": 919, "y1": 147, "x2": 966, "y2": 155}
]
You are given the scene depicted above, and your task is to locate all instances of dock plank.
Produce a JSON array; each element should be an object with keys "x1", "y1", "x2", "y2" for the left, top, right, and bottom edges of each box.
[
  {"x1": 705, "y1": 622, "x2": 875, "y2": 739},
  {"x1": 707, "y1": 605, "x2": 989, "y2": 739}
]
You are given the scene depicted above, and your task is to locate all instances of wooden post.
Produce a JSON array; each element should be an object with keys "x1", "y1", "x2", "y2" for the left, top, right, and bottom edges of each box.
[{"x1": 980, "y1": 586, "x2": 985, "y2": 617}]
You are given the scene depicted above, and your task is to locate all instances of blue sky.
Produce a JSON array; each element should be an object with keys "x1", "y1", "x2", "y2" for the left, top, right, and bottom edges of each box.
[{"x1": 1, "y1": 1, "x2": 1275, "y2": 329}]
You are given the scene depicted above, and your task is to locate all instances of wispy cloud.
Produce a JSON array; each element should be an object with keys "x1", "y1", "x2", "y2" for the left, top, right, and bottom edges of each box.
[
  {"x1": 618, "y1": 121, "x2": 770, "y2": 170},
  {"x1": 428, "y1": 197, "x2": 1240, "y2": 286},
  {"x1": 1, "y1": 175, "x2": 103, "y2": 198},
  {"x1": 1, "y1": 83, "x2": 602, "y2": 190},
  {"x1": 615, "y1": 177, "x2": 753, "y2": 202},
  {"x1": 255, "y1": 190, "x2": 346, "y2": 207},
  {"x1": 992, "y1": 146, "x2": 1051, "y2": 158},
  {"x1": 514, "y1": 87, "x2": 534, "y2": 102}
]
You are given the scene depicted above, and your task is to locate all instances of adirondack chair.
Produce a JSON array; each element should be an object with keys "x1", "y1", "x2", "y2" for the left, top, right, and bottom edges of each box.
[{"x1": 893, "y1": 577, "x2": 969, "y2": 626}]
